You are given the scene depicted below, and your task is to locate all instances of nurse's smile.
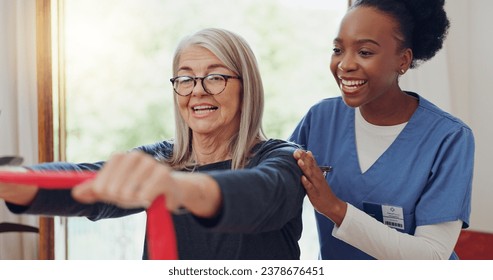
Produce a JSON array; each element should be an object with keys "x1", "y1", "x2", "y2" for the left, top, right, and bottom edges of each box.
[{"x1": 338, "y1": 77, "x2": 368, "y2": 94}]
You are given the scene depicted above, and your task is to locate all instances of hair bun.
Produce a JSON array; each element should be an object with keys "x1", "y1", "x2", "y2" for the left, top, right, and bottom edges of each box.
[
  {"x1": 402, "y1": 0, "x2": 445, "y2": 22},
  {"x1": 404, "y1": 0, "x2": 449, "y2": 66}
]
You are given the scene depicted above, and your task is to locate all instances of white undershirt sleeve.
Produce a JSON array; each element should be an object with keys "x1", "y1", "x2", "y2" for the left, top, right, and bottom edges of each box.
[{"x1": 332, "y1": 203, "x2": 462, "y2": 259}]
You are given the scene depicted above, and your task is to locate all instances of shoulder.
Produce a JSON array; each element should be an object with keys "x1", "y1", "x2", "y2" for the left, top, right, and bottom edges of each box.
[
  {"x1": 249, "y1": 139, "x2": 300, "y2": 162},
  {"x1": 412, "y1": 93, "x2": 475, "y2": 149},
  {"x1": 255, "y1": 139, "x2": 300, "y2": 153},
  {"x1": 134, "y1": 140, "x2": 174, "y2": 159},
  {"x1": 308, "y1": 96, "x2": 345, "y2": 112},
  {"x1": 303, "y1": 96, "x2": 352, "y2": 121},
  {"x1": 415, "y1": 93, "x2": 473, "y2": 133},
  {"x1": 246, "y1": 139, "x2": 302, "y2": 175}
]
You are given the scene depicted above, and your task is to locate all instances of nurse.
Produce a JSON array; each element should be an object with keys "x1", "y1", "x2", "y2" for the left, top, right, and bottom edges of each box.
[{"x1": 290, "y1": 0, "x2": 474, "y2": 259}]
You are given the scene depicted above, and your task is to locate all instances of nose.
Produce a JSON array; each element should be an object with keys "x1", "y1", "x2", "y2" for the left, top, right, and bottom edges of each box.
[
  {"x1": 337, "y1": 54, "x2": 357, "y2": 73},
  {"x1": 191, "y1": 78, "x2": 207, "y2": 96}
]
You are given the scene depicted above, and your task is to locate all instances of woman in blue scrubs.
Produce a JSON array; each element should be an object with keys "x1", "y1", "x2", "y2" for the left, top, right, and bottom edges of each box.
[{"x1": 290, "y1": 0, "x2": 474, "y2": 259}]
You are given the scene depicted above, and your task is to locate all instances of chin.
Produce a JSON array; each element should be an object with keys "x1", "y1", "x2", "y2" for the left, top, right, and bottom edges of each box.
[{"x1": 341, "y1": 94, "x2": 362, "y2": 108}]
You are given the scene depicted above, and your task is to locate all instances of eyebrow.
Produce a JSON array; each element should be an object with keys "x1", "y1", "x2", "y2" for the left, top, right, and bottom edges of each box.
[
  {"x1": 178, "y1": 63, "x2": 230, "y2": 73},
  {"x1": 334, "y1": 38, "x2": 381, "y2": 47}
]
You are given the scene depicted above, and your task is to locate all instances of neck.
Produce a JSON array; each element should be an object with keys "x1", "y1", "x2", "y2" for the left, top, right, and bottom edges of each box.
[
  {"x1": 360, "y1": 90, "x2": 418, "y2": 126},
  {"x1": 192, "y1": 133, "x2": 234, "y2": 165}
]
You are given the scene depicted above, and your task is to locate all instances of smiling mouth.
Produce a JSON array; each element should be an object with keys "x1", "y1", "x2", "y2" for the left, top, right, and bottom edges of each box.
[
  {"x1": 192, "y1": 105, "x2": 218, "y2": 115},
  {"x1": 339, "y1": 79, "x2": 367, "y2": 90}
]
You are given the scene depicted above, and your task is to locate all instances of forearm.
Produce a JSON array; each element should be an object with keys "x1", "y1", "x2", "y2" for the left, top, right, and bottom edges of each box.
[
  {"x1": 174, "y1": 172, "x2": 222, "y2": 218},
  {"x1": 2, "y1": 161, "x2": 104, "y2": 207},
  {"x1": 1, "y1": 184, "x2": 38, "y2": 206},
  {"x1": 332, "y1": 204, "x2": 462, "y2": 259}
]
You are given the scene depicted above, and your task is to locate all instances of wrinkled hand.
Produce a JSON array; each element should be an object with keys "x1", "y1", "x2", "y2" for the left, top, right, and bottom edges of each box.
[
  {"x1": 72, "y1": 151, "x2": 183, "y2": 211},
  {"x1": 293, "y1": 149, "x2": 346, "y2": 226},
  {"x1": 0, "y1": 166, "x2": 38, "y2": 205},
  {"x1": 0, "y1": 166, "x2": 27, "y2": 189}
]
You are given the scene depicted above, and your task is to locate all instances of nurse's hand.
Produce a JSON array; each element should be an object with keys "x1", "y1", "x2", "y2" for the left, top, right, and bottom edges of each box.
[{"x1": 293, "y1": 149, "x2": 347, "y2": 226}]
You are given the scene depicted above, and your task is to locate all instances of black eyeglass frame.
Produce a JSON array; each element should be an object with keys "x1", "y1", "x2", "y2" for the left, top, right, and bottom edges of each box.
[{"x1": 170, "y1": 74, "x2": 242, "y2": 96}]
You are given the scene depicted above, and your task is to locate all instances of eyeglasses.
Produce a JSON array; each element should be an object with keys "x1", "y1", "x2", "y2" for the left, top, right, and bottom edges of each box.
[{"x1": 170, "y1": 74, "x2": 241, "y2": 96}]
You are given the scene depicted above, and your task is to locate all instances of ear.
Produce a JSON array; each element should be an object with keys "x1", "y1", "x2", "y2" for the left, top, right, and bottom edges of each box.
[{"x1": 398, "y1": 48, "x2": 413, "y2": 74}]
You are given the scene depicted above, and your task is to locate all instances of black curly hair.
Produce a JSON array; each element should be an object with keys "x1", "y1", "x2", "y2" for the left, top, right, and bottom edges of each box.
[{"x1": 351, "y1": 0, "x2": 450, "y2": 68}]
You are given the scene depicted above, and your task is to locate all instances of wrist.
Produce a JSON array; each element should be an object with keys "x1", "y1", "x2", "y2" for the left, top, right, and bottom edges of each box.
[
  {"x1": 1, "y1": 184, "x2": 38, "y2": 206},
  {"x1": 321, "y1": 199, "x2": 347, "y2": 227},
  {"x1": 179, "y1": 173, "x2": 222, "y2": 218}
]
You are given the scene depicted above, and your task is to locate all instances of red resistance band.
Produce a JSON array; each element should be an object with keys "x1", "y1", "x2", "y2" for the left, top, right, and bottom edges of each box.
[{"x1": 0, "y1": 170, "x2": 178, "y2": 260}]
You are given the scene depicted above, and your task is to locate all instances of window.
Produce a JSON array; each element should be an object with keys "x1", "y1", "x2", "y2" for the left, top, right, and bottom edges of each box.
[{"x1": 57, "y1": 0, "x2": 347, "y2": 259}]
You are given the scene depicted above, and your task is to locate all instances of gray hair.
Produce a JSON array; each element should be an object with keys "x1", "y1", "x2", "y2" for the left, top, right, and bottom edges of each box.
[{"x1": 169, "y1": 28, "x2": 266, "y2": 170}]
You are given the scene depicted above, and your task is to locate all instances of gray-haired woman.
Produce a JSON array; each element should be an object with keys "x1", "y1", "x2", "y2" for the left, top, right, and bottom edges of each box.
[{"x1": 0, "y1": 28, "x2": 305, "y2": 260}]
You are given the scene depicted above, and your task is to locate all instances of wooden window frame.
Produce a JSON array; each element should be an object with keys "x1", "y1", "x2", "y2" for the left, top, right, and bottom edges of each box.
[{"x1": 36, "y1": 0, "x2": 55, "y2": 260}]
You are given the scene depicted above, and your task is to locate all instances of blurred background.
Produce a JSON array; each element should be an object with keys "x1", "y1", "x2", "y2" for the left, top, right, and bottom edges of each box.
[{"x1": 59, "y1": 0, "x2": 346, "y2": 259}]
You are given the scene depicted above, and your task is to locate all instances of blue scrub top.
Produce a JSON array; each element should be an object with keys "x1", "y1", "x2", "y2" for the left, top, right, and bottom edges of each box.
[{"x1": 289, "y1": 93, "x2": 474, "y2": 260}]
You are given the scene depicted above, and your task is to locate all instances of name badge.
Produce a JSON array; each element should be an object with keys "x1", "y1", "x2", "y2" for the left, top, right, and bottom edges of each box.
[{"x1": 363, "y1": 202, "x2": 405, "y2": 230}]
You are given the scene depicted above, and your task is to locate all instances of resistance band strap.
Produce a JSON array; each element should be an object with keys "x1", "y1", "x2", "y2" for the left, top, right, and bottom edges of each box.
[{"x1": 0, "y1": 170, "x2": 178, "y2": 260}]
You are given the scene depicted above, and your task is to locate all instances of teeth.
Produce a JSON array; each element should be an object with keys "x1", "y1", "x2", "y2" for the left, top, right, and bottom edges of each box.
[
  {"x1": 341, "y1": 79, "x2": 366, "y2": 86},
  {"x1": 192, "y1": 105, "x2": 218, "y2": 114},
  {"x1": 193, "y1": 105, "x2": 216, "y2": 110}
]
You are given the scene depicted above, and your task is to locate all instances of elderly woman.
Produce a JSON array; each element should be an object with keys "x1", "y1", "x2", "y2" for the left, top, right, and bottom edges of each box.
[{"x1": 0, "y1": 28, "x2": 305, "y2": 259}]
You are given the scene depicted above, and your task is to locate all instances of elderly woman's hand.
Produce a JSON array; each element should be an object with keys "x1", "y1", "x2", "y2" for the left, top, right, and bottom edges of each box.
[
  {"x1": 0, "y1": 166, "x2": 38, "y2": 206},
  {"x1": 72, "y1": 151, "x2": 177, "y2": 209},
  {"x1": 72, "y1": 151, "x2": 222, "y2": 217}
]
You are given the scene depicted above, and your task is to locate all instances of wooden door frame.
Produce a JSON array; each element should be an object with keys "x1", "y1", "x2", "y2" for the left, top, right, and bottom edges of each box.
[{"x1": 36, "y1": 0, "x2": 55, "y2": 260}]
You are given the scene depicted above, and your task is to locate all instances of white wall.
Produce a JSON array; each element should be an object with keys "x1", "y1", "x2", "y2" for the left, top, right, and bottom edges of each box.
[
  {"x1": 437, "y1": 1, "x2": 492, "y2": 233},
  {"x1": 466, "y1": 0, "x2": 493, "y2": 233}
]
